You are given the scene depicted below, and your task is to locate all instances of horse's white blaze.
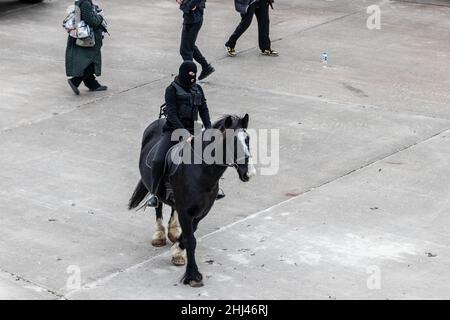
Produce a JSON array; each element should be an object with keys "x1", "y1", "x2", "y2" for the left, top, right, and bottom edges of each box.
[
  {"x1": 237, "y1": 131, "x2": 250, "y2": 157},
  {"x1": 171, "y1": 242, "x2": 186, "y2": 266},
  {"x1": 247, "y1": 155, "x2": 257, "y2": 177},
  {"x1": 237, "y1": 131, "x2": 256, "y2": 178}
]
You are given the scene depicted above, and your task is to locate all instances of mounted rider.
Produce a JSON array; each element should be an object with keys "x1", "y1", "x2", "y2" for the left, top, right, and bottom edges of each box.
[{"x1": 147, "y1": 61, "x2": 222, "y2": 207}]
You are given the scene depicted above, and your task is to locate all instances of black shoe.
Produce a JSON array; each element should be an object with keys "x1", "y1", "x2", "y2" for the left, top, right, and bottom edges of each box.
[
  {"x1": 147, "y1": 195, "x2": 159, "y2": 207},
  {"x1": 89, "y1": 85, "x2": 108, "y2": 92},
  {"x1": 216, "y1": 189, "x2": 226, "y2": 200},
  {"x1": 198, "y1": 65, "x2": 215, "y2": 81},
  {"x1": 67, "y1": 79, "x2": 80, "y2": 95}
]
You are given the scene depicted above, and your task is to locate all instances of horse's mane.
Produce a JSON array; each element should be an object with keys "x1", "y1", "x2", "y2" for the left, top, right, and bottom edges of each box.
[{"x1": 212, "y1": 115, "x2": 241, "y2": 130}]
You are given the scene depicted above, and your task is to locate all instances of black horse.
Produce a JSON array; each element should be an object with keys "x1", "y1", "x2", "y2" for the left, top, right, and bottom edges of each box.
[{"x1": 129, "y1": 114, "x2": 255, "y2": 287}]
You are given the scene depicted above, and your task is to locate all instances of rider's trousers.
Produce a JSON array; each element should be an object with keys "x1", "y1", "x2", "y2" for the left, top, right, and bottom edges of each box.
[{"x1": 150, "y1": 132, "x2": 178, "y2": 194}]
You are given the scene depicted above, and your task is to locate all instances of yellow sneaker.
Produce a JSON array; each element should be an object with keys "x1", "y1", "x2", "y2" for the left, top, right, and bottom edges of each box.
[
  {"x1": 261, "y1": 49, "x2": 279, "y2": 56},
  {"x1": 225, "y1": 46, "x2": 237, "y2": 57}
]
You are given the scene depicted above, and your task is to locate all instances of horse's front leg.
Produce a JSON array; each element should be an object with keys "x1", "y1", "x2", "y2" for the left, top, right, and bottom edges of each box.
[
  {"x1": 151, "y1": 203, "x2": 167, "y2": 247},
  {"x1": 171, "y1": 236, "x2": 186, "y2": 266},
  {"x1": 169, "y1": 207, "x2": 186, "y2": 266},
  {"x1": 178, "y1": 210, "x2": 203, "y2": 287},
  {"x1": 168, "y1": 208, "x2": 182, "y2": 243}
]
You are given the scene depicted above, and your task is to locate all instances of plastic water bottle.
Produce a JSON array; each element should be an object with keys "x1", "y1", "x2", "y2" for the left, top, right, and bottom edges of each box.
[{"x1": 322, "y1": 52, "x2": 328, "y2": 67}]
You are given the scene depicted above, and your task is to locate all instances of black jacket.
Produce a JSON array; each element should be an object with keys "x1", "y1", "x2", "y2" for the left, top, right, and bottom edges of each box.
[
  {"x1": 181, "y1": 0, "x2": 206, "y2": 24},
  {"x1": 234, "y1": 0, "x2": 273, "y2": 13},
  {"x1": 163, "y1": 79, "x2": 211, "y2": 132}
]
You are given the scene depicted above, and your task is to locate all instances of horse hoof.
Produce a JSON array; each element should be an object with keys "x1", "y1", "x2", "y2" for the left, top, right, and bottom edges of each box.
[
  {"x1": 171, "y1": 255, "x2": 186, "y2": 266},
  {"x1": 183, "y1": 272, "x2": 203, "y2": 287},
  {"x1": 188, "y1": 280, "x2": 204, "y2": 288},
  {"x1": 151, "y1": 238, "x2": 167, "y2": 247},
  {"x1": 171, "y1": 242, "x2": 186, "y2": 266},
  {"x1": 183, "y1": 276, "x2": 204, "y2": 287}
]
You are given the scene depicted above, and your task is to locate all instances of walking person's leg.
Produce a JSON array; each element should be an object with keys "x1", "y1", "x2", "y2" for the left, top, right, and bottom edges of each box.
[
  {"x1": 82, "y1": 63, "x2": 100, "y2": 90},
  {"x1": 68, "y1": 64, "x2": 94, "y2": 95},
  {"x1": 83, "y1": 63, "x2": 108, "y2": 92},
  {"x1": 196, "y1": 44, "x2": 215, "y2": 80},
  {"x1": 255, "y1": 2, "x2": 278, "y2": 56},
  {"x1": 68, "y1": 75, "x2": 82, "y2": 95},
  {"x1": 192, "y1": 45, "x2": 210, "y2": 70},
  {"x1": 180, "y1": 23, "x2": 196, "y2": 62},
  {"x1": 186, "y1": 20, "x2": 207, "y2": 68},
  {"x1": 68, "y1": 65, "x2": 87, "y2": 95},
  {"x1": 185, "y1": 20, "x2": 215, "y2": 81},
  {"x1": 70, "y1": 76, "x2": 83, "y2": 88},
  {"x1": 225, "y1": 4, "x2": 256, "y2": 56},
  {"x1": 68, "y1": 63, "x2": 107, "y2": 94}
]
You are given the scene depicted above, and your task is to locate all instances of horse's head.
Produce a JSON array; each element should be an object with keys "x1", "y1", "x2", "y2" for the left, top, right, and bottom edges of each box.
[{"x1": 213, "y1": 114, "x2": 256, "y2": 182}]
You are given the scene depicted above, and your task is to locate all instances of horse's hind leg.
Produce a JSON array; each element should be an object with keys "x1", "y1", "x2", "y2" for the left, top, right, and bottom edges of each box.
[
  {"x1": 168, "y1": 208, "x2": 182, "y2": 243},
  {"x1": 151, "y1": 203, "x2": 167, "y2": 247}
]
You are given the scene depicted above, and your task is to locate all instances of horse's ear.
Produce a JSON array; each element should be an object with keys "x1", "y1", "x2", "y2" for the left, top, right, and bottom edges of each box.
[
  {"x1": 241, "y1": 114, "x2": 249, "y2": 129},
  {"x1": 224, "y1": 115, "x2": 233, "y2": 129}
]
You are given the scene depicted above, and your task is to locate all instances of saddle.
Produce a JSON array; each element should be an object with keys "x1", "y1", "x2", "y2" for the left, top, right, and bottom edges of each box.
[{"x1": 164, "y1": 142, "x2": 185, "y2": 178}]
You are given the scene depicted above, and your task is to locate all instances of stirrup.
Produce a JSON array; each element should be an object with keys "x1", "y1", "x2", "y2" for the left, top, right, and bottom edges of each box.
[
  {"x1": 216, "y1": 188, "x2": 226, "y2": 200},
  {"x1": 147, "y1": 195, "x2": 159, "y2": 207},
  {"x1": 136, "y1": 194, "x2": 158, "y2": 211}
]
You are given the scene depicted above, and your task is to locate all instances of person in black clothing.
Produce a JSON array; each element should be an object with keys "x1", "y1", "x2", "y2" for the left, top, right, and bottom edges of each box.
[
  {"x1": 147, "y1": 61, "x2": 214, "y2": 207},
  {"x1": 177, "y1": 0, "x2": 215, "y2": 80},
  {"x1": 225, "y1": 0, "x2": 278, "y2": 57}
]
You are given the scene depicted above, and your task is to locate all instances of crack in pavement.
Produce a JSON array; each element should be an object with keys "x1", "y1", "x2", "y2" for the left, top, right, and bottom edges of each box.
[
  {"x1": 394, "y1": 0, "x2": 450, "y2": 7},
  {"x1": 0, "y1": 268, "x2": 65, "y2": 299}
]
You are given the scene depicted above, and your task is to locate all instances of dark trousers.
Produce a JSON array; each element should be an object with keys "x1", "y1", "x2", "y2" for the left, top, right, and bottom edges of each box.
[
  {"x1": 180, "y1": 20, "x2": 209, "y2": 69},
  {"x1": 70, "y1": 63, "x2": 100, "y2": 90},
  {"x1": 225, "y1": 1, "x2": 271, "y2": 51},
  {"x1": 150, "y1": 132, "x2": 178, "y2": 194}
]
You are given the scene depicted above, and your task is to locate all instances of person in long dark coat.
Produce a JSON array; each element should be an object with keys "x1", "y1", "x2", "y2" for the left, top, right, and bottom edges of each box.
[
  {"x1": 225, "y1": 0, "x2": 278, "y2": 57},
  {"x1": 65, "y1": 0, "x2": 107, "y2": 95}
]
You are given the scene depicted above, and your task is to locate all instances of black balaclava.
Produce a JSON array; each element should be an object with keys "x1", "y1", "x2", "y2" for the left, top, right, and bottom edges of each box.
[{"x1": 178, "y1": 61, "x2": 198, "y2": 88}]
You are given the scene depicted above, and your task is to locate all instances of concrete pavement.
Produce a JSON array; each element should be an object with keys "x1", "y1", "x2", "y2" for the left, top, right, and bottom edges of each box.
[{"x1": 0, "y1": 0, "x2": 449, "y2": 299}]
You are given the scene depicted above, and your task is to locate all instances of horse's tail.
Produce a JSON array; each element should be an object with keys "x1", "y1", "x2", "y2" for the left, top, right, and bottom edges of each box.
[{"x1": 128, "y1": 180, "x2": 149, "y2": 210}]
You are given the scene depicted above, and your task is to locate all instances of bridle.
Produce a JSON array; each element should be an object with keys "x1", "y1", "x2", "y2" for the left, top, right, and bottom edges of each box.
[{"x1": 186, "y1": 129, "x2": 251, "y2": 169}]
